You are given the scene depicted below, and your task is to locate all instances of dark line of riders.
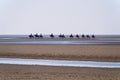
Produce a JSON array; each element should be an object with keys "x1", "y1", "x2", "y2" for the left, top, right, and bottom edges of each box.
[{"x1": 29, "y1": 33, "x2": 95, "y2": 39}]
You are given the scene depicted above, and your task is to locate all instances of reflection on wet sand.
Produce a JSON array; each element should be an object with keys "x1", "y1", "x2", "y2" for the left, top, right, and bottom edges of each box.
[{"x1": 0, "y1": 58, "x2": 120, "y2": 68}]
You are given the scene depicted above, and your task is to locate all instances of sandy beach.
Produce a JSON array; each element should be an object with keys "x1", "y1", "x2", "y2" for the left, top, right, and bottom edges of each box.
[
  {"x1": 0, "y1": 44, "x2": 120, "y2": 80},
  {"x1": 0, "y1": 64, "x2": 119, "y2": 80},
  {"x1": 0, "y1": 44, "x2": 120, "y2": 61}
]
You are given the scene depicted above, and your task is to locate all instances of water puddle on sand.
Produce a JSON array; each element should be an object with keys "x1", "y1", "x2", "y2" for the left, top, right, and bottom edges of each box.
[{"x1": 0, "y1": 58, "x2": 120, "y2": 68}]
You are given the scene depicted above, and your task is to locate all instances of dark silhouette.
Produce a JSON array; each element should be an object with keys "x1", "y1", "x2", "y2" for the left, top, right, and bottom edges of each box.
[
  {"x1": 29, "y1": 33, "x2": 95, "y2": 39},
  {"x1": 50, "y1": 33, "x2": 54, "y2": 38},
  {"x1": 76, "y1": 34, "x2": 79, "y2": 38},
  {"x1": 34, "y1": 33, "x2": 39, "y2": 39},
  {"x1": 62, "y1": 34, "x2": 65, "y2": 38},
  {"x1": 69, "y1": 34, "x2": 74, "y2": 38},
  {"x1": 59, "y1": 34, "x2": 62, "y2": 38},
  {"x1": 29, "y1": 34, "x2": 34, "y2": 38},
  {"x1": 81, "y1": 34, "x2": 85, "y2": 38},
  {"x1": 39, "y1": 34, "x2": 43, "y2": 38},
  {"x1": 59, "y1": 34, "x2": 65, "y2": 38},
  {"x1": 92, "y1": 35, "x2": 95, "y2": 38},
  {"x1": 86, "y1": 35, "x2": 90, "y2": 39}
]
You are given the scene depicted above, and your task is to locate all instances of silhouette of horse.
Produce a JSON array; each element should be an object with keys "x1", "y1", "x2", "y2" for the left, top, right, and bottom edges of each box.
[
  {"x1": 59, "y1": 34, "x2": 65, "y2": 38},
  {"x1": 29, "y1": 34, "x2": 34, "y2": 38},
  {"x1": 81, "y1": 34, "x2": 85, "y2": 38},
  {"x1": 76, "y1": 34, "x2": 79, "y2": 38},
  {"x1": 34, "y1": 33, "x2": 39, "y2": 39},
  {"x1": 69, "y1": 34, "x2": 74, "y2": 38},
  {"x1": 62, "y1": 34, "x2": 65, "y2": 38},
  {"x1": 50, "y1": 33, "x2": 54, "y2": 38},
  {"x1": 39, "y1": 34, "x2": 43, "y2": 38},
  {"x1": 92, "y1": 35, "x2": 95, "y2": 38},
  {"x1": 86, "y1": 35, "x2": 90, "y2": 39}
]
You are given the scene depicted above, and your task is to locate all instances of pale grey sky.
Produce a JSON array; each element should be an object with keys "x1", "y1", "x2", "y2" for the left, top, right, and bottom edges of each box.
[{"x1": 0, "y1": 0, "x2": 120, "y2": 35}]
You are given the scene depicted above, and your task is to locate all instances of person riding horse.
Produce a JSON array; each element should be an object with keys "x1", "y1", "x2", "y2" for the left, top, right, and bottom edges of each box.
[
  {"x1": 69, "y1": 34, "x2": 74, "y2": 38},
  {"x1": 34, "y1": 33, "x2": 39, "y2": 38},
  {"x1": 29, "y1": 34, "x2": 34, "y2": 38},
  {"x1": 39, "y1": 34, "x2": 43, "y2": 38},
  {"x1": 50, "y1": 33, "x2": 54, "y2": 38},
  {"x1": 59, "y1": 34, "x2": 65, "y2": 38},
  {"x1": 76, "y1": 34, "x2": 79, "y2": 38}
]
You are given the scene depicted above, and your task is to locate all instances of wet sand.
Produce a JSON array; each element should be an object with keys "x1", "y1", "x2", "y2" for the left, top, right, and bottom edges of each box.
[
  {"x1": 0, "y1": 64, "x2": 120, "y2": 80},
  {"x1": 0, "y1": 44, "x2": 120, "y2": 61},
  {"x1": 0, "y1": 44, "x2": 120, "y2": 80}
]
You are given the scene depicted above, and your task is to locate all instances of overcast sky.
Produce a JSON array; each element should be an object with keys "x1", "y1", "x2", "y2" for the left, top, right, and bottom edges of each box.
[{"x1": 0, "y1": 0, "x2": 120, "y2": 35}]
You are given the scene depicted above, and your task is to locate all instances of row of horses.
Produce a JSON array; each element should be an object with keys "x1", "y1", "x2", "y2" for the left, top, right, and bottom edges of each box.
[{"x1": 29, "y1": 33, "x2": 95, "y2": 39}]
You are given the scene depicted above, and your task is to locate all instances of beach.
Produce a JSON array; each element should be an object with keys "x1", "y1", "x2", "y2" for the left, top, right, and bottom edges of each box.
[
  {"x1": 0, "y1": 44, "x2": 120, "y2": 61},
  {"x1": 0, "y1": 64, "x2": 120, "y2": 80},
  {"x1": 0, "y1": 36, "x2": 120, "y2": 80}
]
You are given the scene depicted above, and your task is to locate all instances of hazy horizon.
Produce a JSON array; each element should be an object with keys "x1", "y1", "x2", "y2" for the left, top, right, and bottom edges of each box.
[{"x1": 0, "y1": 0, "x2": 120, "y2": 35}]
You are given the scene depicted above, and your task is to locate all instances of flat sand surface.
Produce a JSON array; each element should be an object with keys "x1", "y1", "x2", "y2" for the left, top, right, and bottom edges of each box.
[
  {"x1": 0, "y1": 64, "x2": 120, "y2": 80},
  {"x1": 0, "y1": 44, "x2": 120, "y2": 80},
  {"x1": 0, "y1": 44, "x2": 120, "y2": 61}
]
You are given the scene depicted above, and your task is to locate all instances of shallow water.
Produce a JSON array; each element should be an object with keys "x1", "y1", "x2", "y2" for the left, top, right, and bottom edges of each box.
[
  {"x1": 0, "y1": 58, "x2": 120, "y2": 68},
  {"x1": 0, "y1": 35, "x2": 120, "y2": 44}
]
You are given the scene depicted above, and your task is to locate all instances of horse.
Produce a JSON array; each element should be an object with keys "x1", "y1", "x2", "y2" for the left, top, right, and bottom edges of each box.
[
  {"x1": 76, "y1": 34, "x2": 79, "y2": 38},
  {"x1": 29, "y1": 34, "x2": 34, "y2": 38},
  {"x1": 39, "y1": 34, "x2": 43, "y2": 38},
  {"x1": 69, "y1": 34, "x2": 74, "y2": 38},
  {"x1": 59, "y1": 34, "x2": 65, "y2": 38},
  {"x1": 34, "y1": 33, "x2": 39, "y2": 39},
  {"x1": 50, "y1": 33, "x2": 54, "y2": 38}
]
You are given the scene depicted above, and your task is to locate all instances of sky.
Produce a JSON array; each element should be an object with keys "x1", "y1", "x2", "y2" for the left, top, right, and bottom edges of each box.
[{"x1": 0, "y1": 0, "x2": 120, "y2": 35}]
